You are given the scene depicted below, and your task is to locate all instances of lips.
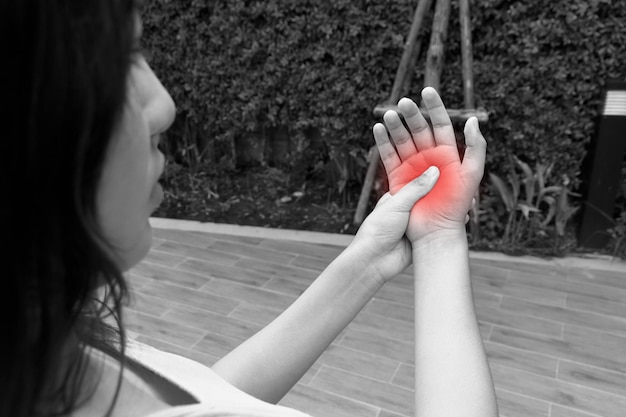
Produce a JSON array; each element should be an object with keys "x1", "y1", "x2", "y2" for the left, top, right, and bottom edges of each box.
[{"x1": 149, "y1": 182, "x2": 164, "y2": 212}]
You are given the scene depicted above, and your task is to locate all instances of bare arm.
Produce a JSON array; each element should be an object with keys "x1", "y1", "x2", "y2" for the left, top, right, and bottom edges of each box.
[
  {"x1": 211, "y1": 248, "x2": 382, "y2": 404},
  {"x1": 412, "y1": 229, "x2": 497, "y2": 416},
  {"x1": 212, "y1": 165, "x2": 441, "y2": 403},
  {"x1": 373, "y1": 87, "x2": 498, "y2": 416}
]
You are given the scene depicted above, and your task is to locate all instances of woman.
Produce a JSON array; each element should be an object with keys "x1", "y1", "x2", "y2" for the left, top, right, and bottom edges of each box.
[{"x1": 1, "y1": 1, "x2": 498, "y2": 416}]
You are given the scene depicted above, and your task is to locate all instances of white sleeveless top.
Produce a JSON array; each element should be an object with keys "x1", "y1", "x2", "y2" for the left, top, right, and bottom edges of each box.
[{"x1": 125, "y1": 340, "x2": 312, "y2": 417}]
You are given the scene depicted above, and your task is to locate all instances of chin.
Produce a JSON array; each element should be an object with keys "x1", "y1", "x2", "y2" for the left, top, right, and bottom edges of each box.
[{"x1": 117, "y1": 222, "x2": 154, "y2": 272}]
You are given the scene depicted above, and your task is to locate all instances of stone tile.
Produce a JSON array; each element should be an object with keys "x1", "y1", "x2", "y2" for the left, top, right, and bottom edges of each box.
[
  {"x1": 390, "y1": 363, "x2": 413, "y2": 390},
  {"x1": 316, "y1": 344, "x2": 400, "y2": 383},
  {"x1": 143, "y1": 249, "x2": 186, "y2": 267},
  {"x1": 490, "y1": 325, "x2": 626, "y2": 374},
  {"x1": 132, "y1": 334, "x2": 220, "y2": 367},
  {"x1": 259, "y1": 239, "x2": 344, "y2": 259},
  {"x1": 279, "y1": 383, "x2": 379, "y2": 417},
  {"x1": 132, "y1": 261, "x2": 211, "y2": 289},
  {"x1": 512, "y1": 270, "x2": 626, "y2": 304},
  {"x1": 157, "y1": 240, "x2": 242, "y2": 265},
  {"x1": 339, "y1": 328, "x2": 413, "y2": 365},
  {"x1": 567, "y1": 293, "x2": 626, "y2": 320},
  {"x1": 237, "y1": 257, "x2": 319, "y2": 282},
  {"x1": 139, "y1": 280, "x2": 240, "y2": 315},
  {"x1": 153, "y1": 228, "x2": 217, "y2": 248},
  {"x1": 185, "y1": 349, "x2": 220, "y2": 368},
  {"x1": 373, "y1": 283, "x2": 413, "y2": 307},
  {"x1": 127, "y1": 289, "x2": 174, "y2": 317},
  {"x1": 151, "y1": 237, "x2": 167, "y2": 247},
  {"x1": 200, "y1": 278, "x2": 297, "y2": 311},
  {"x1": 562, "y1": 325, "x2": 626, "y2": 373},
  {"x1": 472, "y1": 289, "x2": 503, "y2": 309},
  {"x1": 501, "y1": 296, "x2": 626, "y2": 336},
  {"x1": 209, "y1": 239, "x2": 297, "y2": 264},
  {"x1": 364, "y1": 298, "x2": 413, "y2": 323},
  {"x1": 289, "y1": 254, "x2": 330, "y2": 272},
  {"x1": 472, "y1": 275, "x2": 568, "y2": 307},
  {"x1": 163, "y1": 305, "x2": 263, "y2": 341},
  {"x1": 494, "y1": 389, "x2": 550, "y2": 417},
  {"x1": 262, "y1": 276, "x2": 310, "y2": 297},
  {"x1": 384, "y1": 269, "x2": 413, "y2": 292},
  {"x1": 124, "y1": 309, "x2": 205, "y2": 349},
  {"x1": 192, "y1": 332, "x2": 243, "y2": 359},
  {"x1": 127, "y1": 229, "x2": 626, "y2": 416},
  {"x1": 478, "y1": 320, "x2": 493, "y2": 340},
  {"x1": 470, "y1": 259, "x2": 511, "y2": 281},
  {"x1": 550, "y1": 404, "x2": 606, "y2": 417},
  {"x1": 177, "y1": 258, "x2": 273, "y2": 287},
  {"x1": 558, "y1": 360, "x2": 626, "y2": 397},
  {"x1": 206, "y1": 233, "x2": 265, "y2": 246},
  {"x1": 484, "y1": 341, "x2": 558, "y2": 378},
  {"x1": 126, "y1": 271, "x2": 154, "y2": 291},
  {"x1": 133, "y1": 334, "x2": 195, "y2": 357},
  {"x1": 490, "y1": 364, "x2": 626, "y2": 417},
  {"x1": 348, "y1": 311, "x2": 414, "y2": 344},
  {"x1": 227, "y1": 302, "x2": 283, "y2": 326},
  {"x1": 378, "y1": 410, "x2": 409, "y2": 417},
  {"x1": 566, "y1": 266, "x2": 626, "y2": 291},
  {"x1": 309, "y1": 365, "x2": 414, "y2": 417},
  {"x1": 476, "y1": 304, "x2": 563, "y2": 337},
  {"x1": 297, "y1": 363, "x2": 321, "y2": 386}
]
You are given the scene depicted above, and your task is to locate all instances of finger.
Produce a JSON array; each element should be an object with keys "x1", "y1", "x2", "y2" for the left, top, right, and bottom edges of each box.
[
  {"x1": 375, "y1": 192, "x2": 393, "y2": 208},
  {"x1": 471, "y1": 197, "x2": 476, "y2": 210},
  {"x1": 462, "y1": 117, "x2": 487, "y2": 179},
  {"x1": 383, "y1": 110, "x2": 417, "y2": 161},
  {"x1": 397, "y1": 97, "x2": 435, "y2": 150},
  {"x1": 390, "y1": 166, "x2": 440, "y2": 212},
  {"x1": 465, "y1": 214, "x2": 470, "y2": 224},
  {"x1": 373, "y1": 123, "x2": 401, "y2": 174},
  {"x1": 421, "y1": 87, "x2": 456, "y2": 147}
]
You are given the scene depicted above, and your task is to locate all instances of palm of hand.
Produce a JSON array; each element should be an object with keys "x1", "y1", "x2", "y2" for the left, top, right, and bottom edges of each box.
[
  {"x1": 387, "y1": 146, "x2": 469, "y2": 239},
  {"x1": 372, "y1": 89, "x2": 486, "y2": 243}
]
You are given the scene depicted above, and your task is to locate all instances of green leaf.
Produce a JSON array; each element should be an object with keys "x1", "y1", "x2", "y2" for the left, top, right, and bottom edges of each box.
[
  {"x1": 517, "y1": 203, "x2": 540, "y2": 220},
  {"x1": 490, "y1": 173, "x2": 515, "y2": 212},
  {"x1": 540, "y1": 195, "x2": 557, "y2": 228}
]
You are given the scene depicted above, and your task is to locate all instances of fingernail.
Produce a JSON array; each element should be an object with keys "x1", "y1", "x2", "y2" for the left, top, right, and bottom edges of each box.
[
  {"x1": 425, "y1": 166, "x2": 439, "y2": 176},
  {"x1": 472, "y1": 117, "x2": 480, "y2": 131}
]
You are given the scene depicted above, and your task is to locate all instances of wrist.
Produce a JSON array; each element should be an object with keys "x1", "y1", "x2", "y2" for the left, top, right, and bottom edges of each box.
[
  {"x1": 412, "y1": 227, "x2": 468, "y2": 257},
  {"x1": 335, "y1": 243, "x2": 387, "y2": 293}
]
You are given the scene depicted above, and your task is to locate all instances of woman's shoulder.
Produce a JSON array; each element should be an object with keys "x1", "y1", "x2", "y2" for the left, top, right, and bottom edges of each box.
[{"x1": 126, "y1": 341, "x2": 313, "y2": 417}]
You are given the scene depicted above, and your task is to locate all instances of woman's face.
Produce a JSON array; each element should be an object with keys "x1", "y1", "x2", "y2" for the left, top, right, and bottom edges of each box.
[{"x1": 96, "y1": 17, "x2": 175, "y2": 271}]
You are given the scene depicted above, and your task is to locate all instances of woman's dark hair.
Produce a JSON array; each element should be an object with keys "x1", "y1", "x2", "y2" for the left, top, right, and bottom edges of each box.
[{"x1": 0, "y1": 1, "x2": 138, "y2": 416}]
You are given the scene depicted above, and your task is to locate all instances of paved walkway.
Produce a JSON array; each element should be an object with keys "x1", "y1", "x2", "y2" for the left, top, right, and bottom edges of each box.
[{"x1": 125, "y1": 218, "x2": 626, "y2": 417}]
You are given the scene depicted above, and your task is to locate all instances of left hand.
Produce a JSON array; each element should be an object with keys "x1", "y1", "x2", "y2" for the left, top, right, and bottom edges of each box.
[
  {"x1": 346, "y1": 165, "x2": 441, "y2": 284},
  {"x1": 373, "y1": 88, "x2": 486, "y2": 242}
]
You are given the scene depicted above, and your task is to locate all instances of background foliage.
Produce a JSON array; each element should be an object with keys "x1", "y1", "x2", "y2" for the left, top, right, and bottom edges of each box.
[{"x1": 143, "y1": 0, "x2": 626, "y2": 257}]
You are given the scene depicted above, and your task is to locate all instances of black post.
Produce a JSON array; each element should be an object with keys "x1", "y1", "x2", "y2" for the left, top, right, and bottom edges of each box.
[{"x1": 578, "y1": 80, "x2": 626, "y2": 249}]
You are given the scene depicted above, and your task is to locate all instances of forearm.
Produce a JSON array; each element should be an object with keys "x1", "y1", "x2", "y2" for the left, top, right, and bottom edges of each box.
[
  {"x1": 412, "y1": 229, "x2": 498, "y2": 417},
  {"x1": 212, "y1": 247, "x2": 383, "y2": 404}
]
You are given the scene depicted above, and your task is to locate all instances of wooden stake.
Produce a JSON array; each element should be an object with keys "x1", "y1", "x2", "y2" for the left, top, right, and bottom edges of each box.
[
  {"x1": 459, "y1": 0, "x2": 475, "y2": 110},
  {"x1": 354, "y1": 0, "x2": 435, "y2": 226},
  {"x1": 353, "y1": 145, "x2": 381, "y2": 225},
  {"x1": 389, "y1": 0, "x2": 434, "y2": 104},
  {"x1": 459, "y1": 0, "x2": 480, "y2": 240},
  {"x1": 423, "y1": 0, "x2": 451, "y2": 91}
]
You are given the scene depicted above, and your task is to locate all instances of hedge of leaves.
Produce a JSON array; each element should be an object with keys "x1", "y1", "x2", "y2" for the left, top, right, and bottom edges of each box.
[{"x1": 142, "y1": 0, "x2": 626, "y2": 244}]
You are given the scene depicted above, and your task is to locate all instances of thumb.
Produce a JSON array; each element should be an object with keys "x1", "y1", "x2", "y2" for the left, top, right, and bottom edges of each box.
[
  {"x1": 390, "y1": 166, "x2": 439, "y2": 212},
  {"x1": 462, "y1": 117, "x2": 487, "y2": 177}
]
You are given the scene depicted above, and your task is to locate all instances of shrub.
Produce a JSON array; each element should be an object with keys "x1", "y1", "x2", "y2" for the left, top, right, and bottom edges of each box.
[{"x1": 142, "y1": 0, "x2": 626, "y2": 253}]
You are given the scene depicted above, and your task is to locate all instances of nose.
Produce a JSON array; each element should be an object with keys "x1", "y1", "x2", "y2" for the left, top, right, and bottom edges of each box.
[{"x1": 141, "y1": 62, "x2": 176, "y2": 136}]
